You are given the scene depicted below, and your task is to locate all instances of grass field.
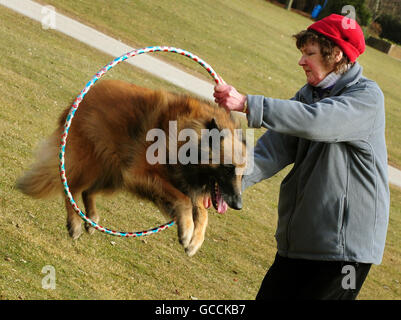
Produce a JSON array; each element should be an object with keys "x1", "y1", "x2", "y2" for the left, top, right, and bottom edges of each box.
[{"x1": 0, "y1": 0, "x2": 400, "y2": 300}]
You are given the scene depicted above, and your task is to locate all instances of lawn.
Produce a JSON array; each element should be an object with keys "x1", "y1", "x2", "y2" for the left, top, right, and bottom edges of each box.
[{"x1": 0, "y1": 0, "x2": 400, "y2": 300}]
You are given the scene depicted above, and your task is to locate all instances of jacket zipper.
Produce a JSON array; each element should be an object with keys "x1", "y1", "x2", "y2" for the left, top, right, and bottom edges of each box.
[{"x1": 338, "y1": 194, "x2": 347, "y2": 248}]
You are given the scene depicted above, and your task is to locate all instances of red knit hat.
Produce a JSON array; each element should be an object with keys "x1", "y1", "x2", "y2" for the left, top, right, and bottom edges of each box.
[{"x1": 307, "y1": 14, "x2": 365, "y2": 62}]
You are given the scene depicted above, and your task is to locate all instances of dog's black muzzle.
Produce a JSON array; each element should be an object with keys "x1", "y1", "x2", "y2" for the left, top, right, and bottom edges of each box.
[{"x1": 225, "y1": 194, "x2": 242, "y2": 210}]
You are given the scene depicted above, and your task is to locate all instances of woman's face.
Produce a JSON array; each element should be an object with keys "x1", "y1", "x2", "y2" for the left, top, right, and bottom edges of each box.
[{"x1": 298, "y1": 42, "x2": 335, "y2": 86}]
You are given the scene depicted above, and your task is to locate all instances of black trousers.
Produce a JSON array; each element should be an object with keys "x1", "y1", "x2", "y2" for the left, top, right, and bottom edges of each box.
[{"x1": 256, "y1": 253, "x2": 371, "y2": 300}]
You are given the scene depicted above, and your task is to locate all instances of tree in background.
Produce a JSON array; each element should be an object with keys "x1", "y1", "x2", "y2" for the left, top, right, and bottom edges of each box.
[
  {"x1": 375, "y1": 13, "x2": 401, "y2": 45},
  {"x1": 272, "y1": 0, "x2": 401, "y2": 45},
  {"x1": 318, "y1": 0, "x2": 372, "y2": 26}
]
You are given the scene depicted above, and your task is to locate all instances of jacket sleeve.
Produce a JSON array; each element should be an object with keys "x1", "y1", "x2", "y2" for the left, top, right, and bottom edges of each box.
[
  {"x1": 242, "y1": 94, "x2": 299, "y2": 191},
  {"x1": 242, "y1": 129, "x2": 298, "y2": 191},
  {"x1": 246, "y1": 82, "x2": 384, "y2": 143}
]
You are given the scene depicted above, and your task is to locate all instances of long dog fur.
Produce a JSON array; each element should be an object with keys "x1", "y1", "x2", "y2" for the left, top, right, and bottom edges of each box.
[{"x1": 17, "y1": 79, "x2": 246, "y2": 256}]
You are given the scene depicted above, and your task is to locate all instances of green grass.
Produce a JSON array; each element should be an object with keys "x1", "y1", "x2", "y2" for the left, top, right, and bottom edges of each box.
[{"x1": 0, "y1": 1, "x2": 400, "y2": 300}]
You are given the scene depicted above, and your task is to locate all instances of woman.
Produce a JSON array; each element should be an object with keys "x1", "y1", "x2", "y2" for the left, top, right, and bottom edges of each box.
[{"x1": 214, "y1": 14, "x2": 389, "y2": 300}]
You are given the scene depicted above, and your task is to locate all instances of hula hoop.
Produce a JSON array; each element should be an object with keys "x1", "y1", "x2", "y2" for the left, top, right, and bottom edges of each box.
[{"x1": 59, "y1": 46, "x2": 223, "y2": 238}]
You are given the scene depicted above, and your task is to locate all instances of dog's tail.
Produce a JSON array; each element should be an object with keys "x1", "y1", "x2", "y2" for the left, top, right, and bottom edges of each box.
[{"x1": 16, "y1": 133, "x2": 62, "y2": 199}]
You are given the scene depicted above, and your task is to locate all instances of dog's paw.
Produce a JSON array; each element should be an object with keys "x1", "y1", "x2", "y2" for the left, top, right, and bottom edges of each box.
[
  {"x1": 85, "y1": 223, "x2": 96, "y2": 235},
  {"x1": 185, "y1": 232, "x2": 205, "y2": 257},
  {"x1": 177, "y1": 220, "x2": 194, "y2": 249},
  {"x1": 67, "y1": 223, "x2": 82, "y2": 240},
  {"x1": 85, "y1": 218, "x2": 99, "y2": 235},
  {"x1": 179, "y1": 230, "x2": 192, "y2": 248},
  {"x1": 185, "y1": 241, "x2": 202, "y2": 257}
]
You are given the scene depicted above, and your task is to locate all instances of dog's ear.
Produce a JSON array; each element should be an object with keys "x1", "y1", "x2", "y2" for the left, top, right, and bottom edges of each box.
[{"x1": 206, "y1": 118, "x2": 220, "y2": 131}]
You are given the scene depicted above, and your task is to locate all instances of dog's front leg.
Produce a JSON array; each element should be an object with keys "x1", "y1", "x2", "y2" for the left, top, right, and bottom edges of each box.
[
  {"x1": 154, "y1": 181, "x2": 194, "y2": 249},
  {"x1": 185, "y1": 197, "x2": 208, "y2": 257},
  {"x1": 125, "y1": 174, "x2": 194, "y2": 252}
]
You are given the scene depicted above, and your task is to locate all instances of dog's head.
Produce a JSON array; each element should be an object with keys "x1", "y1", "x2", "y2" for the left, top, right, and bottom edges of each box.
[
  {"x1": 174, "y1": 100, "x2": 248, "y2": 214},
  {"x1": 202, "y1": 117, "x2": 247, "y2": 213}
]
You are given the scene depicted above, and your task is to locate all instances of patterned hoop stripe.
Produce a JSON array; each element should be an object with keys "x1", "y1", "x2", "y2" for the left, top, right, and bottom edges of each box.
[{"x1": 59, "y1": 46, "x2": 222, "y2": 237}]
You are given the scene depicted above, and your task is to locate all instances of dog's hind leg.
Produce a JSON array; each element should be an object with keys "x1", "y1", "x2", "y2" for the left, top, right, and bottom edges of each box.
[
  {"x1": 186, "y1": 198, "x2": 208, "y2": 257},
  {"x1": 66, "y1": 192, "x2": 82, "y2": 240},
  {"x1": 82, "y1": 188, "x2": 99, "y2": 235}
]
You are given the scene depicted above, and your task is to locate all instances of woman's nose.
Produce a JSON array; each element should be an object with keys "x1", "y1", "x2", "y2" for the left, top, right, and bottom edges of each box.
[{"x1": 298, "y1": 55, "x2": 306, "y2": 66}]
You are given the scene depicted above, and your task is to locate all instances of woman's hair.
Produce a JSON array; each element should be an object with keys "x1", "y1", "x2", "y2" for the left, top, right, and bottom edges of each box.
[{"x1": 293, "y1": 29, "x2": 351, "y2": 74}]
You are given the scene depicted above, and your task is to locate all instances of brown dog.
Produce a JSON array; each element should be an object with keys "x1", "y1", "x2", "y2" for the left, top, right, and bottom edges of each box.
[{"x1": 17, "y1": 79, "x2": 247, "y2": 256}]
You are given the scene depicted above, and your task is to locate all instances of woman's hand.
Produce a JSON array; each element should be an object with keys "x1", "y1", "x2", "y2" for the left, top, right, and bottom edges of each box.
[{"x1": 214, "y1": 84, "x2": 246, "y2": 113}]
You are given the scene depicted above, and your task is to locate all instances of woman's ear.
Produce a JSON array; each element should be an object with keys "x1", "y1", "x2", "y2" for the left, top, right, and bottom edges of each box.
[{"x1": 334, "y1": 46, "x2": 344, "y2": 63}]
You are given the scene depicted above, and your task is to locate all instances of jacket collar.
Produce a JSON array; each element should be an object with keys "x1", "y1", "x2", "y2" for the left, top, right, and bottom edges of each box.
[{"x1": 298, "y1": 62, "x2": 363, "y2": 103}]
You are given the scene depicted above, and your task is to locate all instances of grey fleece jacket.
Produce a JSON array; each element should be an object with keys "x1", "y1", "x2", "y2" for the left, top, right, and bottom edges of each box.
[{"x1": 243, "y1": 62, "x2": 389, "y2": 264}]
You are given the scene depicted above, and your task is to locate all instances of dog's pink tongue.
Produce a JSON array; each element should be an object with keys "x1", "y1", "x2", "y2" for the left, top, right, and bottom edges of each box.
[{"x1": 217, "y1": 196, "x2": 228, "y2": 214}]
